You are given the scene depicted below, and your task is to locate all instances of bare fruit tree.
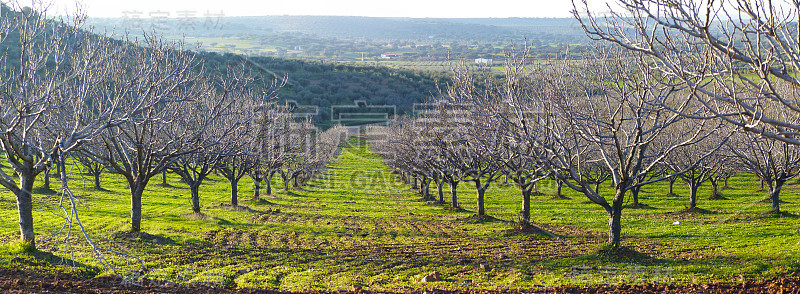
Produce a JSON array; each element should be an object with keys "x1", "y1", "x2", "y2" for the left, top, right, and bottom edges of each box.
[
  {"x1": 574, "y1": 0, "x2": 800, "y2": 145},
  {"x1": 498, "y1": 139, "x2": 550, "y2": 226},
  {"x1": 372, "y1": 108, "x2": 469, "y2": 207},
  {"x1": 245, "y1": 102, "x2": 293, "y2": 200},
  {"x1": 444, "y1": 68, "x2": 528, "y2": 217},
  {"x1": 74, "y1": 145, "x2": 108, "y2": 190},
  {"x1": 0, "y1": 4, "x2": 129, "y2": 248},
  {"x1": 453, "y1": 46, "x2": 722, "y2": 247},
  {"x1": 278, "y1": 121, "x2": 317, "y2": 191},
  {"x1": 91, "y1": 34, "x2": 214, "y2": 232},
  {"x1": 727, "y1": 130, "x2": 800, "y2": 214},
  {"x1": 376, "y1": 115, "x2": 441, "y2": 201},
  {"x1": 426, "y1": 102, "x2": 471, "y2": 208},
  {"x1": 170, "y1": 61, "x2": 278, "y2": 212},
  {"x1": 663, "y1": 127, "x2": 729, "y2": 211},
  {"x1": 169, "y1": 95, "x2": 244, "y2": 214}
]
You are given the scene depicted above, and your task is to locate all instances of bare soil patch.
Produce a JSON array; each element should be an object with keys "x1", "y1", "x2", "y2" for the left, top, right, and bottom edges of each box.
[{"x1": 2, "y1": 267, "x2": 799, "y2": 293}]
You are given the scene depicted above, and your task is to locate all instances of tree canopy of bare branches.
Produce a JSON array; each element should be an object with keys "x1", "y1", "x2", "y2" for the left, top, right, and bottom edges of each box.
[
  {"x1": 447, "y1": 45, "x2": 724, "y2": 248},
  {"x1": 0, "y1": 3, "x2": 135, "y2": 248},
  {"x1": 574, "y1": 0, "x2": 800, "y2": 145}
]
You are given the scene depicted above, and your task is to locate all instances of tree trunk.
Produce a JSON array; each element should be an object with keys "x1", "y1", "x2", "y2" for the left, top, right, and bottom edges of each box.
[
  {"x1": 689, "y1": 183, "x2": 699, "y2": 208},
  {"x1": 475, "y1": 179, "x2": 486, "y2": 216},
  {"x1": 252, "y1": 180, "x2": 261, "y2": 201},
  {"x1": 422, "y1": 178, "x2": 430, "y2": 200},
  {"x1": 709, "y1": 177, "x2": 720, "y2": 199},
  {"x1": 556, "y1": 179, "x2": 563, "y2": 197},
  {"x1": 723, "y1": 176, "x2": 730, "y2": 189},
  {"x1": 161, "y1": 170, "x2": 168, "y2": 186},
  {"x1": 607, "y1": 194, "x2": 623, "y2": 248},
  {"x1": 437, "y1": 179, "x2": 444, "y2": 203},
  {"x1": 521, "y1": 186, "x2": 531, "y2": 224},
  {"x1": 594, "y1": 182, "x2": 600, "y2": 194},
  {"x1": 266, "y1": 172, "x2": 274, "y2": 195},
  {"x1": 282, "y1": 172, "x2": 290, "y2": 191},
  {"x1": 191, "y1": 185, "x2": 201, "y2": 213},
  {"x1": 769, "y1": 180, "x2": 785, "y2": 213},
  {"x1": 230, "y1": 178, "x2": 239, "y2": 207},
  {"x1": 450, "y1": 181, "x2": 459, "y2": 208},
  {"x1": 42, "y1": 168, "x2": 50, "y2": 190},
  {"x1": 668, "y1": 177, "x2": 676, "y2": 195},
  {"x1": 16, "y1": 174, "x2": 36, "y2": 247},
  {"x1": 630, "y1": 186, "x2": 640, "y2": 206},
  {"x1": 94, "y1": 172, "x2": 102, "y2": 189},
  {"x1": 130, "y1": 182, "x2": 145, "y2": 232},
  {"x1": 412, "y1": 176, "x2": 418, "y2": 189}
]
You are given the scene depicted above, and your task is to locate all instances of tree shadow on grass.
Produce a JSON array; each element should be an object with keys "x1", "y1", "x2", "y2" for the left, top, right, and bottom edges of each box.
[
  {"x1": 697, "y1": 210, "x2": 798, "y2": 224},
  {"x1": 419, "y1": 199, "x2": 449, "y2": 206},
  {"x1": 672, "y1": 207, "x2": 723, "y2": 214},
  {"x1": 215, "y1": 217, "x2": 233, "y2": 226},
  {"x1": 292, "y1": 187, "x2": 319, "y2": 193},
  {"x1": 8, "y1": 249, "x2": 98, "y2": 275},
  {"x1": 625, "y1": 203, "x2": 657, "y2": 209},
  {"x1": 304, "y1": 183, "x2": 326, "y2": 189},
  {"x1": 593, "y1": 246, "x2": 656, "y2": 263},
  {"x1": 708, "y1": 193, "x2": 728, "y2": 200},
  {"x1": 112, "y1": 231, "x2": 177, "y2": 246},
  {"x1": 548, "y1": 195, "x2": 573, "y2": 200},
  {"x1": 458, "y1": 214, "x2": 512, "y2": 224},
  {"x1": 245, "y1": 198, "x2": 277, "y2": 205},
  {"x1": 442, "y1": 206, "x2": 471, "y2": 213},
  {"x1": 33, "y1": 187, "x2": 58, "y2": 196},
  {"x1": 759, "y1": 198, "x2": 791, "y2": 204},
  {"x1": 217, "y1": 203, "x2": 266, "y2": 214},
  {"x1": 567, "y1": 249, "x2": 768, "y2": 279},
  {"x1": 504, "y1": 222, "x2": 559, "y2": 239},
  {"x1": 758, "y1": 210, "x2": 799, "y2": 219},
  {"x1": 181, "y1": 212, "x2": 211, "y2": 221},
  {"x1": 87, "y1": 187, "x2": 111, "y2": 193},
  {"x1": 285, "y1": 191, "x2": 307, "y2": 197}
]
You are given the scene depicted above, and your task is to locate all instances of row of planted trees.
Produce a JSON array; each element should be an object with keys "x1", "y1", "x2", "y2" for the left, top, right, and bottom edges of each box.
[
  {"x1": 0, "y1": 3, "x2": 346, "y2": 251},
  {"x1": 370, "y1": 42, "x2": 800, "y2": 249}
]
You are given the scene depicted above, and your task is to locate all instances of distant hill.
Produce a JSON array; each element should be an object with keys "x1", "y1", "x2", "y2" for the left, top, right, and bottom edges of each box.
[
  {"x1": 1, "y1": 8, "x2": 528, "y2": 126},
  {"x1": 87, "y1": 15, "x2": 586, "y2": 42},
  {"x1": 85, "y1": 16, "x2": 588, "y2": 62}
]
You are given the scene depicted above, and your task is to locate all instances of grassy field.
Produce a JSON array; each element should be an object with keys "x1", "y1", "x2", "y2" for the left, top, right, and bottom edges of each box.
[{"x1": 0, "y1": 138, "x2": 798, "y2": 291}]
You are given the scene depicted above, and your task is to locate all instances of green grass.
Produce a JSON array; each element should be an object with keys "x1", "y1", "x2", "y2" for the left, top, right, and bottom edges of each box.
[{"x1": 1, "y1": 138, "x2": 799, "y2": 290}]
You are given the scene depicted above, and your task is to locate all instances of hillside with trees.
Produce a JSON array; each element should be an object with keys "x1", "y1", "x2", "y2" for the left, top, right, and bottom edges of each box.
[
  {"x1": 1, "y1": 6, "x2": 452, "y2": 128},
  {"x1": 225, "y1": 55, "x2": 451, "y2": 122},
  {"x1": 85, "y1": 16, "x2": 587, "y2": 61}
]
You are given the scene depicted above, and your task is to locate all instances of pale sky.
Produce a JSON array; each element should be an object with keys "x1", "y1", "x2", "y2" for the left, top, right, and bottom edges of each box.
[{"x1": 34, "y1": 0, "x2": 599, "y2": 18}]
